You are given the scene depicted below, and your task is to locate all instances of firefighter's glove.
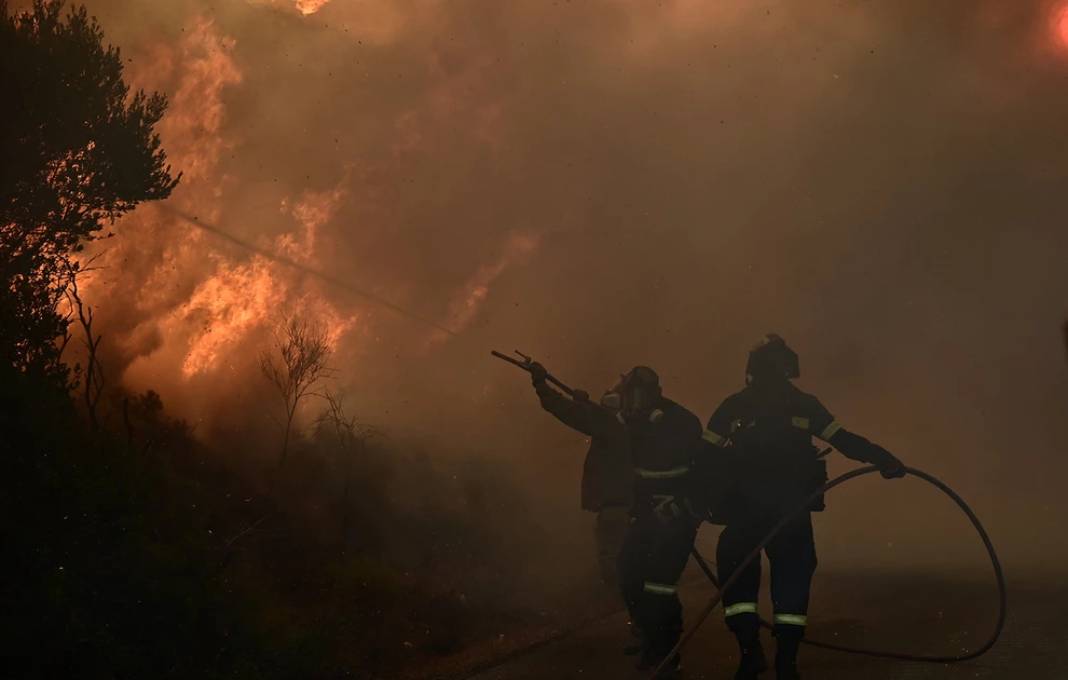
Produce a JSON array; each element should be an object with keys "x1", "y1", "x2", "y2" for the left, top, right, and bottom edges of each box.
[
  {"x1": 876, "y1": 450, "x2": 907, "y2": 479},
  {"x1": 528, "y1": 362, "x2": 548, "y2": 385}
]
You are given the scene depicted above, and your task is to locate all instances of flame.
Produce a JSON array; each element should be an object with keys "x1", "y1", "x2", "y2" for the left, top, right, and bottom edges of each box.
[
  {"x1": 295, "y1": 0, "x2": 332, "y2": 16},
  {"x1": 442, "y1": 231, "x2": 540, "y2": 335},
  {"x1": 76, "y1": 18, "x2": 242, "y2": 311},
  {"x1": 150, "y1": 18, "x2": 242, "y2": 183},
  {"x1": 179, "y1": 257, "x2": 287, "y2": 377},
  {"x1": 278, "y1": 182, "x2": 348, "y2": 262},
  {"x1": 110, "y1": 17, "x2": 348, "y2": 383},
  {"x1": 175, "y1": 252, "x2": 356, "y2": 379},
  {"x1": 73, "y1": 2, "x2": 535, "y2": 426}
]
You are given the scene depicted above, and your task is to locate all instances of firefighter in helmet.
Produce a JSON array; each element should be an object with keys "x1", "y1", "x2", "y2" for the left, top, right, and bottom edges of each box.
[
  {"x1": 702, "y1": 335, "x2": 905, "y2": 680},
  {"x1": 611, "y1": 366, "x2": 703, "y2": 676},
  {"x1": 531, "y1": 364, "x2": 703, "y2": 677}
]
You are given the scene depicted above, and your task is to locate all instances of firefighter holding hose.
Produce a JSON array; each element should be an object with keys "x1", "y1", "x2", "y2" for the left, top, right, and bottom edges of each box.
[{"x1": 703, "y1": 335, "x2": 906, "y2": 680}]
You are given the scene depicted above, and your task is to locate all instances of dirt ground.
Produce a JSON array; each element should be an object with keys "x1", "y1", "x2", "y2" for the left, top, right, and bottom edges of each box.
[{"x1": 457, "y1": 562, "x2": 1059, "y2": 680}]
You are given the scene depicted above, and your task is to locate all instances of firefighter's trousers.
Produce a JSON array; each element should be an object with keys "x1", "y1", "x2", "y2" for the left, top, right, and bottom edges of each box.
[
  {"x1": 716, "y1": 510, "x2": 817, "y2": 639},
  {"x1": 618, "y1": 512, "x2": 698, "y2": 658},
  {"x1": 595, "y1": 504, "x2": 631, "y2": 587}
]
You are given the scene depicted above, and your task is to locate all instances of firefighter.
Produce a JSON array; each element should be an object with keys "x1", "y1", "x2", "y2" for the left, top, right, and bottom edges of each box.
[
  {"x1": 531, "y1": 364, "x2": 703, "y2": 676},
  {"x1": 529, "y1": 365, "x2": 633, "y2": 586},
  {"x1": 610, "y1": 366, "x2": 703, "y2": 676},
  {"x1": 702, "y1": 335, "x2": 905, "y2": 680}
]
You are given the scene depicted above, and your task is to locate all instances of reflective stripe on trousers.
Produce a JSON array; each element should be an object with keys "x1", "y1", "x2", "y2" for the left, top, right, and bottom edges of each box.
[
  {"x1": 724, "y1": 602, "x2": 758, "y2": 617},
  {"x1": 643, "y1": 582, "x2": 677, "y2": 596},
  {"x1": 774, "y1": 613, "x2": 808, "y2": 626},
  {"x1": 634, "y1": 466, "x2": 690, "y2": 479}
]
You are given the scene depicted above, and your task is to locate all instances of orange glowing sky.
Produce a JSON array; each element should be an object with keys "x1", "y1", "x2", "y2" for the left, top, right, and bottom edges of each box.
[{"x1": 31, "y1": 2, "x2": 1068, "y2": 567}]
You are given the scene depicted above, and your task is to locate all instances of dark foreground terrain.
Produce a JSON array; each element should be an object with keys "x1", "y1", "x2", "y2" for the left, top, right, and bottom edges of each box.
[{"x1": 460, "y1": 563, "x2": 1058, "y2": 680}]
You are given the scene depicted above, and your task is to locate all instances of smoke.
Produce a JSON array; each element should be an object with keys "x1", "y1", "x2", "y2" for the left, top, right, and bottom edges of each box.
[{"x1": 28, "y1": 0, "x2": 1068, "y2": 572}]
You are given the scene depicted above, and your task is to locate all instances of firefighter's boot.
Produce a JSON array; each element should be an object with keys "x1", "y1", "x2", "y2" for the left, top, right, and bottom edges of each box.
[
  {"x1": 774, "y1": 625, "x2": 803, "y2": 680},
  {"x1": 732, "y1": 618, "x2": 767, "y2": 679}
]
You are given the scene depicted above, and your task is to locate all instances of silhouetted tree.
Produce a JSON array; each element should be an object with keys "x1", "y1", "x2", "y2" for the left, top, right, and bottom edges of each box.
[
  {"x1": 65, "y1": 265, "x2": 105, "y2": 428},
  {"x1": 316, "y1": 389, "x2": 377, "y2": 546},
  {"x1": 260, "y1": 315, "x2": 332, "y2": 464},
  {"x1": 0, "y1": 0, "x2": 178, "y2": 388}
]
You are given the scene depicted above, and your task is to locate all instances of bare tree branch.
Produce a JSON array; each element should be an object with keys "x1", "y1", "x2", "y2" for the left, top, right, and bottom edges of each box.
[
  {"x1": 65, "y1": 264, "x2": 105, "y2": 429},
  {"x1": 260, "y1": 314, "x2": 333, "y2": 464}
]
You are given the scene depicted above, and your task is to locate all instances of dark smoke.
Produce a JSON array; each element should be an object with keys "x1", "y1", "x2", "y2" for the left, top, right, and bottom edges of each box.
[{"x1": 30, "y1": 0, "x2": 1068, "y2": 576}]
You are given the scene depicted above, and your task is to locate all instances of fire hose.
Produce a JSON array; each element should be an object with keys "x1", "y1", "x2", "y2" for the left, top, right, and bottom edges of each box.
[{"x1": 652, "y1": 465, "x2": 1007, "y2": 677}]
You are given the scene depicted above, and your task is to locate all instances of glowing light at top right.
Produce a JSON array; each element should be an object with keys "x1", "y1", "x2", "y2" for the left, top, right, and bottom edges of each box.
[{"x1": 1057, "y1": 5, "x2": 1068, "y2": 50}]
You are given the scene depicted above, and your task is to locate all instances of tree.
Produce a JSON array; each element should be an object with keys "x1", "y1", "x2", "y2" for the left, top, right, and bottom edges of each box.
[
  {"x1": 260, "y1": 315, "x2": 332, "y2": 464},
  {"x1": 0, "y1": 1, "x2": 179, "y2": 388},
  {"x1": 65, "y1": 263, "x2": 105, "y2": 428},
  {"x1": 316, "y1": 390, "x2": 378, "y2": 546}
]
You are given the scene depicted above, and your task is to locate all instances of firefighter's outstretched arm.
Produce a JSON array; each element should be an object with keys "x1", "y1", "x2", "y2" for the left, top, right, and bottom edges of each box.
[
  {"x1": 824, "y1": 427, "x2": 906, "y2": 479},
  {"x1": 530, "y1": 362, "x2": 605, "y2": 437},
  {"x1": 800, "y1": 395, "x2": 906, "y2": 479}
]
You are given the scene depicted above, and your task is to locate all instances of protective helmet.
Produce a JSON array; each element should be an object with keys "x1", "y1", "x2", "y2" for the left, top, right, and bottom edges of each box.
[
  {"x1": 618, "y1": 365, "x2": 662, "y2": 418},
  {"x1": 745, "y1": 334, "x2": 799, "y2": 384}
]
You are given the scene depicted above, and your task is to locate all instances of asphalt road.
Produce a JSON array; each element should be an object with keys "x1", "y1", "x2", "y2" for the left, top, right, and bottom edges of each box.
[{"x1": 465, "y1": 566, "x2": 1060, "y2": 680}]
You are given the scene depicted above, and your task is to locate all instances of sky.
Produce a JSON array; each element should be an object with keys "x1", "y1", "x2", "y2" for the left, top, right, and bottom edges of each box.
[{"x1": 21, "y1": 0, "x2": 1068, "y2": 571}]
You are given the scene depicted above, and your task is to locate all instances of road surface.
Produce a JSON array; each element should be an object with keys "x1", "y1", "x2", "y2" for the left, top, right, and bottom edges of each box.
[{"x1": 463, "y1": 566, "x2": 1059, "y2": 680}]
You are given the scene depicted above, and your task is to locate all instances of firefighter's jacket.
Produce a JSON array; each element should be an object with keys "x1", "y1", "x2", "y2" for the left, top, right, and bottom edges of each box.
[
  {"x1": 535, "y1": 381, "x2": 631, "y2": 511},
  {"x1": 623, "y1": 397, "x2": 703, "y2": 517},
  {"x1": 535, "y1": 384, "x2": 703, "y2": 514},
  {"x1": 699, "y1": 379, "x2": 899, "y2": 517}
]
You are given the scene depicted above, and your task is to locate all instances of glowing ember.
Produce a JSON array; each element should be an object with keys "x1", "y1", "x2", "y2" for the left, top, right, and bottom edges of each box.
[{"x1": 295, "y1": 0, "x2": 332, "y2": 16}]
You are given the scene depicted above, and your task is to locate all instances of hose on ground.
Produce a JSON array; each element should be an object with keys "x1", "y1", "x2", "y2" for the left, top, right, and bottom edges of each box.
[{"x1": 652, "y1": 465, "x2": 1007, "y2": 677}]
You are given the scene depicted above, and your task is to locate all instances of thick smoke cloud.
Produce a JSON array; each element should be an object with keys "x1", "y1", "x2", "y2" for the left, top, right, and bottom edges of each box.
[{"x1": 28, "y1": 0, "x2": 1068, "y2": 570}]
